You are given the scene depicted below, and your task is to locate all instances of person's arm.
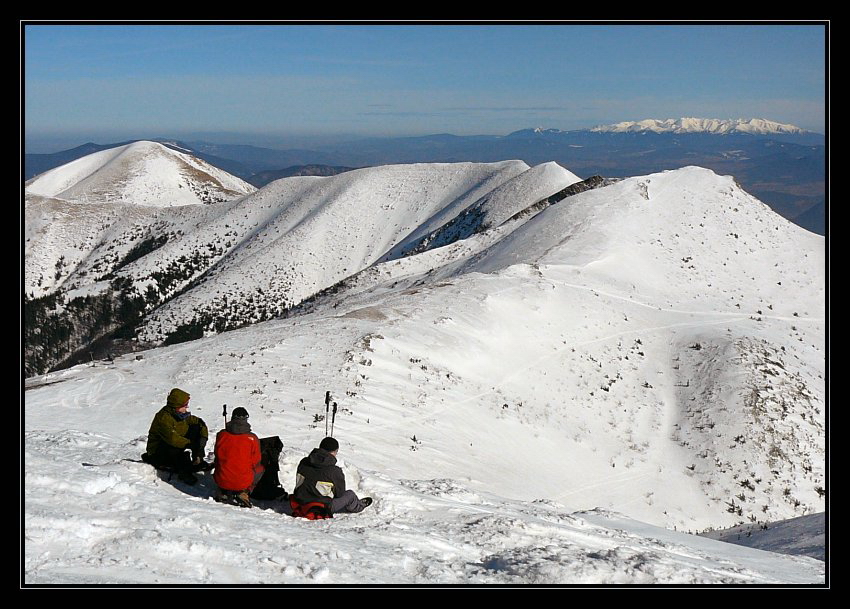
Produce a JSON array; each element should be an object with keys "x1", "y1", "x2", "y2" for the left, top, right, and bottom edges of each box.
[
  {"x1": 251, "y1": 435, "x2": 264, "y2": 474},
  {"x1": 333, "y1": 467, "x2": 347, "y2": 497}
]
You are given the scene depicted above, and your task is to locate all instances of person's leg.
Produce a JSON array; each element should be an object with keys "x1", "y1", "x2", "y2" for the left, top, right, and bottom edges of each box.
[
  {"x1": 185, "y1": 422, "x2": 207, "y2": 463},
  {"x1": 330, "y1": 489, "x2": 368, "y2": 514},
  {"x1": 147, "y1": 445, "x2": 197, "y2": 484},
  {"x1": 148, "y1": 445, "x2": 193, "y2": 473}
]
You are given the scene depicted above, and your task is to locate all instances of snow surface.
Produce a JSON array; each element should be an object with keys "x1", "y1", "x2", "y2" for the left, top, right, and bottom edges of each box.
[
  {"x1": 589, "y1": 118, "x2": 807, "y2": 135},
  {"x1": 23, "y1": 151, "x2": 826, "y2": 585},
  {"x1": 24, "y1": 342, "x2": 825, "y2": 585}
]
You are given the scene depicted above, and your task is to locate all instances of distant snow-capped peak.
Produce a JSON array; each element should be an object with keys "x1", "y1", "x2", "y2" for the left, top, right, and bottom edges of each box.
[
  {"x1": 505, "y1": 127, "x2": 567, "y2": 137},
  {"x1": 589, "y1": 118, "x2": 808, "y2": 135},
  {"x1": 24, "y1": 140, "x2": 256, "y2": 207}
]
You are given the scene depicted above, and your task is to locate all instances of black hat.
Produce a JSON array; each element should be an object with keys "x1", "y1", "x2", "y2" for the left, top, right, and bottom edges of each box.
[
  {"x1": 320, "y1": 437, "x2": 339, "y2": 452},
  {"x1": 232, "y1": 407, "x2": 249, "y2": 420}
]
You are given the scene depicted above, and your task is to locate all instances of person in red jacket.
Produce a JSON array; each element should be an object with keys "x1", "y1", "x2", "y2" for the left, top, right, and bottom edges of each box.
[{"x1": 213, "y1": 407, "x2": 264, "y2": 508}]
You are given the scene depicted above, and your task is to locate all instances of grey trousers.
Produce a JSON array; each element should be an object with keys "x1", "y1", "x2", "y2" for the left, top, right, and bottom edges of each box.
[{"x1": 331, "y1": 490, "x2": 367, "y2": 514}]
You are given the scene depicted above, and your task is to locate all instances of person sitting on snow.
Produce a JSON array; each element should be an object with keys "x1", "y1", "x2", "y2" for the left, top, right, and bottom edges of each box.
[
  {"x1": 292, "y1": 437, "x2": 372, "y2": 517},
  {"x1": 142, "y1": 388, "x2": 210, "y2": 485},
  {"x1": 213, "y1": 407, "x2": 264, "y2": 508}
]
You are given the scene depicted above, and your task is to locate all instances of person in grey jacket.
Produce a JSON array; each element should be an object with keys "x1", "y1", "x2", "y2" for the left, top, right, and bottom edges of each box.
[{"x1": 293, "y1": 437, "x2": 372, "y2": 514}]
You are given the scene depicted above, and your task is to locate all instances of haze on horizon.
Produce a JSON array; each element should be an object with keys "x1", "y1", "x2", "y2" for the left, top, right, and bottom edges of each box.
[{"x1": 23, "y1": 22, "x2": 827, "y2": 153}]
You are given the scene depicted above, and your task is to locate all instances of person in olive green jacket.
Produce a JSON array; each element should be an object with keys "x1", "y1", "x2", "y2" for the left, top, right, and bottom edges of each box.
[{"x1": 142, "y1": 388, "x2": 210, "y2": 484}]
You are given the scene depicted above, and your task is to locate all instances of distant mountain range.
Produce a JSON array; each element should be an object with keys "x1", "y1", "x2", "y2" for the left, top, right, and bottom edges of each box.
[
  {"x1": 24, "y1": 118, "x2": 826, "y2": 234},
  {"x1": 588, "y1": 117, "x2": 814, "y2": 136}
]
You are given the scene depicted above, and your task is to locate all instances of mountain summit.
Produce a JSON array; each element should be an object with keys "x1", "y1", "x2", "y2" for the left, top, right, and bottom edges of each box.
[
  {"x1": 25, "y1": 140, "x2": 256, "y2": 207},
  {"x1": 589, "y1": 117, "x2": 809, "y2": 135}
]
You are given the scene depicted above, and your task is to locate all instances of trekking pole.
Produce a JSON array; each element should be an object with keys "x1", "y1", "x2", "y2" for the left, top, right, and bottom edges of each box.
[
  {"x1": 324, "y1": 391, "x2": 331, "y2": 436},
  {"x1": 330, "y1": 402, "x2": 338, "y2": 436},
  {"x1": 223, "y1": 404, "x2": 227, "y2": 429}
]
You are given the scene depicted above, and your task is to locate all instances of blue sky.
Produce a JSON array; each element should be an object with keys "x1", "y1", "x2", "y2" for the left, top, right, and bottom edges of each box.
[{"x1": 23, "y1": 23, "x2": 827, "y2": 151}]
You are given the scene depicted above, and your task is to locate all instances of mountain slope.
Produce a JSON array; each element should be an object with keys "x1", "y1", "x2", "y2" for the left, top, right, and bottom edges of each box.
[
  {"x1": 134, "y1": 160, "x2": 579, "y2": 342},
  {"x1": 377, "y1": 161, "x2": 583, "y2": 261},
  {"x1": 25, "y1": 141, "x2": 256, "y2": 207},
  {"x1": 286, "y1": 166, "x2": 824, "y2": 530},
  {"x1": 23, "y1": 143, "x2": 259, "y2": 374},
  {"x1": 793, "y1": 200, "x2": 826, "y2": 235},
  {"x1": 24, "y1": 155, "x2": 581, "y2": 372}
]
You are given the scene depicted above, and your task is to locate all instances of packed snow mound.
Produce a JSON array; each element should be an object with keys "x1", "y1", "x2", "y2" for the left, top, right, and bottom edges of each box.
[
  {"x1": 24, "y1": 141, "x2": 256, "y2": 207},
  {"x1": 590, "y1": 118, "x2": 808, "y2": 135}
]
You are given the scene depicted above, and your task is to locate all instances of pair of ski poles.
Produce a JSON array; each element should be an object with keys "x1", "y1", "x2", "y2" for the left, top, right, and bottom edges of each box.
[{"x1": 325, "y1": 391, "x2": 338, "y2": 437}]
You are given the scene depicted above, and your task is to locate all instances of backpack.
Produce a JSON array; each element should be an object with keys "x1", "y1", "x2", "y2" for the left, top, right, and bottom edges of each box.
[
  {"x1": 289, "y1": 497, "x2": 333, "y2": 520},
  {"x1": 250, "y1": 436, "x2": 288, "y2": 500}
]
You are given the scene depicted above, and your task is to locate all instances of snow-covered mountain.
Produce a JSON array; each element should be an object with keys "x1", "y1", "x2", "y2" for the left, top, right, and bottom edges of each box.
[
  {"x1": 589, "y1": 118, "x2": 810, "y2": 136},
  {"x1": 23, "y1": 145, "x2": 826, "y2": 584},
  {"x1": 24, "y1": 140, "x2": 256, "y2": 207},
  {"x1": 136, "y1": 161, "x2": 584, "y2": 340},
  {"x1": 24, "y1": 150, "x2": 584, "y2": 351}
]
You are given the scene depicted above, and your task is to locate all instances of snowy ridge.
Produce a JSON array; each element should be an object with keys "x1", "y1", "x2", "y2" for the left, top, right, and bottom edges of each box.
[
  {"x1": 589, "y1": 118, "x2": 808, "y2": 135},
  {"x1": 378, "y1": 161, "x2": 582, "y2": 260},
  {"x1": 24, "y1": 141, "x2": 256, "y2": 207},
  {"x1": 133, "y1": 161, "x2": 575, "y2": 341}
]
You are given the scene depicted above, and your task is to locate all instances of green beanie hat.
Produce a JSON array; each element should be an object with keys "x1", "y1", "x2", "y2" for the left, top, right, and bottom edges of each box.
[{"x1": 167, "y1": 388, "x2": 191, "y2": 407}]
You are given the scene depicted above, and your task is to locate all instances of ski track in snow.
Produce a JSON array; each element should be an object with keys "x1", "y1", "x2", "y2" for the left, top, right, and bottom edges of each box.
[{"x1": 550, "y1": 279, "x2": 823, "y2": 323}]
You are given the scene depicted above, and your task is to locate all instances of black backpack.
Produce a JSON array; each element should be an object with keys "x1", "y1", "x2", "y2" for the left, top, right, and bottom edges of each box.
[{"x1": 250, "y1": 436, "x2": 287, "y2": 500}]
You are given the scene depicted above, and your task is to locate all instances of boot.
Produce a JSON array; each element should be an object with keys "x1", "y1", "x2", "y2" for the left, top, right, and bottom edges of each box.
[
  {"x1": 234, "y1": 491, "x2": 252, "y2": 508},
  {"x1": 191, "y1": 458, "x2": 213, "y2": 473},
  {"x1": 177, "y1": 472, "x2": 198, "y2": 486}
]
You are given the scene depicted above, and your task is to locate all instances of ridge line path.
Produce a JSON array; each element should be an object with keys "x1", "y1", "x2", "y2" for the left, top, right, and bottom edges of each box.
[{"x1": 553, "y1": 279, "x2": 823, "y2": 323}]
